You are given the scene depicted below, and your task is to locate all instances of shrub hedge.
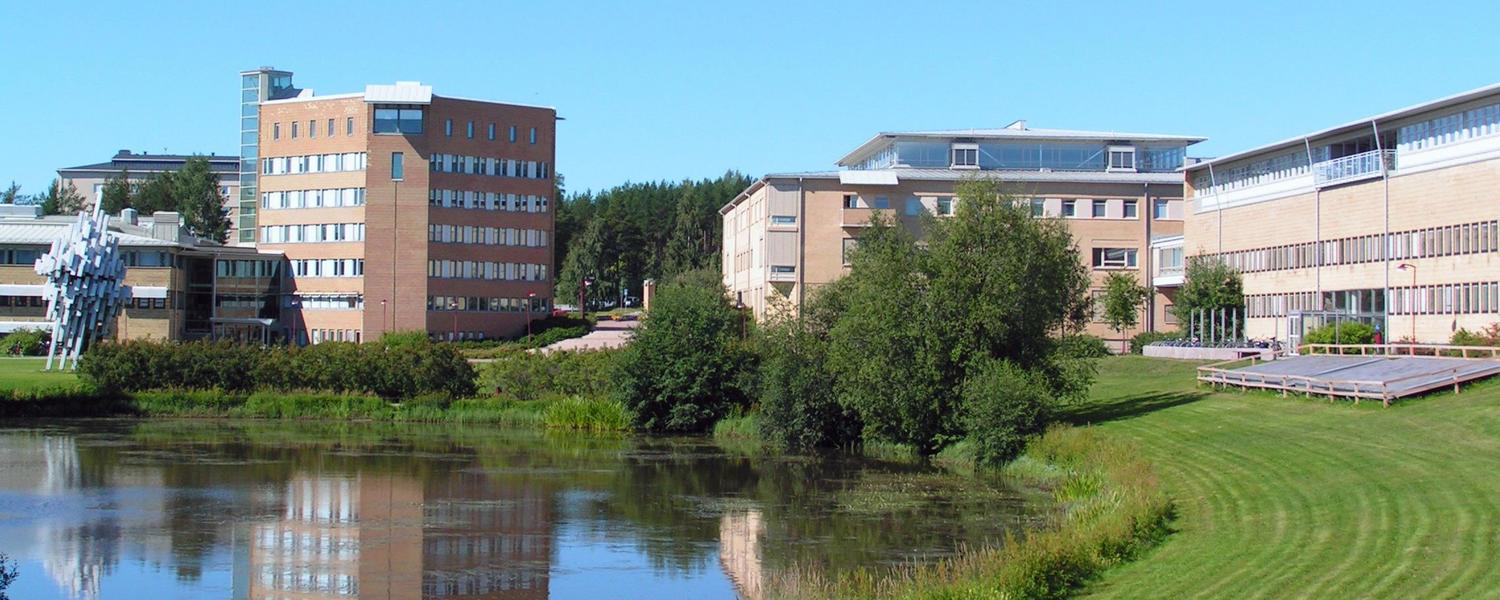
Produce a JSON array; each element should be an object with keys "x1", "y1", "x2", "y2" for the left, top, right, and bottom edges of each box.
[
  {"x1": 2, "y1": 328, "x2": 49, "y2": 356},
  {"x1": 79, "y1": 337, "x2": 475, "y2": 399},
  {"x1": 476, "y1": 349, "x2": 618, "y2": 402},
  {"x1": 1128, "y1": 330, "x2": 1182, "y2": 354}
]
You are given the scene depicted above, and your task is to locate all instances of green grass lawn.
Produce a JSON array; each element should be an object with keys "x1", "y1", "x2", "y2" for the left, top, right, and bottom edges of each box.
[
  {"x1": 1073, "y1": 356, "x2": 1500, "y2": 598},
  {"x1": 0, "y1": 357, "x2": 80, "y2": 391}
]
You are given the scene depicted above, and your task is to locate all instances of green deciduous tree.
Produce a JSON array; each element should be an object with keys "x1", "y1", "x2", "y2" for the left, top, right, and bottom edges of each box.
[
  {"x1": 756, "y1": 293, "x2": 861, "y2": 450},
  {"x1": 1101, "y1": 271, "x2": 1148, "y2": 353},
  {"x1": 826, "y1": 178, "x2": 1094, "y2": 461},
  {"x1": 1173, "y1": 257, "x2": 1245, "y2": 338},
  {"x1": 613, "y1": 269, "x2": 753, "y2": 433}
]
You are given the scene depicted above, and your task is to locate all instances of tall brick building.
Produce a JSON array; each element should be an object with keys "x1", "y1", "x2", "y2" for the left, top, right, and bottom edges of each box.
[{"x1": 249, "y1": 71, "x2": 557, "y2": 343}]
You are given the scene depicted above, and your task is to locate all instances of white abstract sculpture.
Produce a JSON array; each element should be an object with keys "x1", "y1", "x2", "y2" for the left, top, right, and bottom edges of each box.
[{"x1": 34, "y1": 207, "x2": 126, "y2": 370}]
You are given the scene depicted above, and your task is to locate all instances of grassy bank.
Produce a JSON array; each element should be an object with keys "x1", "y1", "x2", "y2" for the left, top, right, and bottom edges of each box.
[
  {"x1": 764, "y1": 424, "x2": 1168, "y2": 600},
  {"x1": 0, "y1": 358, "x2": 78, "y2": 392},
  {"x1": 1072, "y1": 356, "x2": 1500, "y2": 598}
]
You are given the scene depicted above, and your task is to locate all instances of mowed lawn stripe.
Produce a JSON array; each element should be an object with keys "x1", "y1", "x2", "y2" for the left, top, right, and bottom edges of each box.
[{"x1": 1073, "y1": 357, "x2": 1500, "y2": 599}]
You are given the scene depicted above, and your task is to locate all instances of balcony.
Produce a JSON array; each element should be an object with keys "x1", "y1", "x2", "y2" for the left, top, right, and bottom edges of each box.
[
  {"x1": 1313, "y1": 149, "x2": 1395, "y2": 188},
  {"x1": 841, "y1": 208, "x2": 894, "y2": 228},
  {"x1": 1153, "y1": 264, "x2": 1184, "y2": 287}
]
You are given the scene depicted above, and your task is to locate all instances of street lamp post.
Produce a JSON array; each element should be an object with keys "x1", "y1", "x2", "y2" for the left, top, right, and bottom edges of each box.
[
  {"x1": 527, "y1": 292, "x2": 537, "y2": 339},
  {"x1": 1397, "y1": 263, "x2": 1417, "y2": 354},
  {"x1": 380, "y1": 299, "x2": 387, "y2": 336},
  {"x1": 580, "y1": 277, "x2": 593, "y2": 319}
]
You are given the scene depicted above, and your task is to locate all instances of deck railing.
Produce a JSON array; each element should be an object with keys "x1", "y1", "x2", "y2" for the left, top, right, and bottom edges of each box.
[
  {"x1": 1312, "y1": 149, "x2": 1396, "y2": 187},
  {"x1": 1195, "y1": 343, "x2": 1492, "y2": 406}
]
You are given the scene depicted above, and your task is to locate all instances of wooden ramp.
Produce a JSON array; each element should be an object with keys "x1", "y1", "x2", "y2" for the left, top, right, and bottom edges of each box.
[{"x1": 1198, "y1": 351, "x2": 1500, "y2": 406}]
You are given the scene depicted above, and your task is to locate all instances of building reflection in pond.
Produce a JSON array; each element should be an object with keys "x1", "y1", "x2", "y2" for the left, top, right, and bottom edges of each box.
[{"x1": 718, "y1": 509, "x2": 764, "y2": 600}]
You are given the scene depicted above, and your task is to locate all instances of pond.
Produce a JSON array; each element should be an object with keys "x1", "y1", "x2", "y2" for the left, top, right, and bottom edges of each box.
[{"x1": 0, "y1": 420, "x2": 1047, "y2": 599}]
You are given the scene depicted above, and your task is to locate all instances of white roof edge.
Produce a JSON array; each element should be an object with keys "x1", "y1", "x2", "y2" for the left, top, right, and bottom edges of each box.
[
  {"x1": 836, "y1": 129, "x2": 1206, "y2": 167},
  {"x1": 261, "y1": 92, "x2": 364, "y2": 105},
  {"x1": 364, "y1": 82, "x2": 433, "y2": 104},
  {"x1": 1185, "y1": 80, "x2": 1500, "y2": 172}
]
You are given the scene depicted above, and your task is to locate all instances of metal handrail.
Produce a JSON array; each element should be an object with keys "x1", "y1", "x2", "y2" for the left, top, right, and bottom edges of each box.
[
  {"x1": 1298, "y1": 343, "x2": 1500, "y2": 359},
  {"x1": 1312, "y1": 149, "x2": 1396, "y2": 186}
]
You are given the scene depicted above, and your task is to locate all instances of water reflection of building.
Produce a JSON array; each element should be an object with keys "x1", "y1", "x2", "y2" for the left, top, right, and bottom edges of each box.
[
  {"x1": 242, "y1": 471, "x2": 553, "y2": 599},
  {"x1": 422, "y1": 472, "x2": 552, "y2": 599},
  {"x1": 718, "y1": 509, "x2": 765, "y2": 600},
  {"x1": 248, "y1": 475, "x2": 423, "y2": 599}
]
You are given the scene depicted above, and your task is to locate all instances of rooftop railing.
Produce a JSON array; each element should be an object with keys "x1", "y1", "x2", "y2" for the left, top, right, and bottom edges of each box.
[{"x1": 1313, "y1": 149, "x2": 1396, "y2": 187}]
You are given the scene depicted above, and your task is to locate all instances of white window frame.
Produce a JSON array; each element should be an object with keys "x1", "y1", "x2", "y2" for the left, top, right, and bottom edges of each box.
[
  {"x1": 950, "y1": 143, "x2": 979, "y2": 169},
  {"x1": 1107, "y1": 146, "x2": 1137, "y2": 172}
]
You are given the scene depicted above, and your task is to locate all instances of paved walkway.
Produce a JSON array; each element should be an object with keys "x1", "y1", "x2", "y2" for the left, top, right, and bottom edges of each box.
[{"x1": 540, "y1": 317, "x2": 639, "y2": 352}]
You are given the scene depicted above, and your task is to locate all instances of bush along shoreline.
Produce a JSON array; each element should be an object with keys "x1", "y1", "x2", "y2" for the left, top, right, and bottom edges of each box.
[{"x1": 764, "y1": 425, "x2": 1172, "y2": 600}]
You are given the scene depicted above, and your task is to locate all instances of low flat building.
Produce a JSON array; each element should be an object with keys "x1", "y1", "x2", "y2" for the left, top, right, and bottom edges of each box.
[
  {"x1": 1181, "y1": 82, "x2": 1500, "y2": 346},
  {"x1": 0, "y1": 204, "x2": 285, "y2": 342},
  {"x1": 721, "y1": 121, "x2": 1202, "y2": 345}
]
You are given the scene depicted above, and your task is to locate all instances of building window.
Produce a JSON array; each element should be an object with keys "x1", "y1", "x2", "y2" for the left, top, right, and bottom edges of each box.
[
  {"x1": 842, "y1": 194, "x2": 860, "y2": 209},
  {"x1": 1030, "y1": 198, "x2": 1045, "y2": 217},
  {"x1": 1108, "y1": 146, "x2": 1136, "y2": 171},
  {"x1": 842, "y1": 238, "x2": 859, "y2": 265},
  {"x1": 871, "y1": 196, "x2": 890, "y2": 209},
  {"x1": 391, "y1": 152, "x2": 404, "y2": 181},
  {"x1": 346, "y1": 117, "x2": 354, "y2": 136},
  {"x1": 467, "y1": 121, "x2": 475, "y2": 138},
  {"x1": 444, "y1": 119, "x2": 453, "y2": 136},
  {"x1": 291, "y1": 122, "x2": 299, "y2": 139},
  {"x1": 905, "y1": 197, "x2": 922, "y2": 216},
  {"x1": 1092, "y1": 201, "x2": 1107, "y2": 218},
  {"x1": 771, "y1": 265, "x2": 796, "y2": 274},
  {"x1": 951, "y1": 144, "x2": 978, "y2": 168},
  {"x1": 1153, "y1": 199, "x2": 1170, "y2": 219},
  {"x1": 529, "y1": 127, "x2": 538, "y2": 144},
  {"x1": 327, "y1": 118, "x2": 334, "y2": 137},
  {"x1": 373, "y1": 108, "x2": 424, "y2": 134},
  {"x1": 488, "y1": 123, "x2": 496, "y2": 140},
  {"x1": 1123, "y1": 200, "x2": 1138, "y2": 219},
  {"x1": 509, "y1": 125, "x2": 517, "y2": 142},
  {"x1": 309, "y1": 120, "x2": 317, "y2": 138},
  {"x1": 770, "y1": 215, "x2": 797, "y2": 225},
  {"x1": 1092, "y1": 248, "x2": 1138, "y2": 269},
  {"x1": 273, "y1": 123, "x2": 280, "y2": 140},
  {"x1": 936, "y1": 198, "x2": 954, "y2": 216},
  {"x1": 1062, "y1": 200, "x2": 1077, "y2": 217},
  {"x1": 1163, "y1": 304, "x2": 1178, "y2": 325}
]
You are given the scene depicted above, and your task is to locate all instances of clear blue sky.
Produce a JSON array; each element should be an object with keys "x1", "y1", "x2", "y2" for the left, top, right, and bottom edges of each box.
[{"x1": 3, "y1": 0, "x2": 1498, "y2": 197}]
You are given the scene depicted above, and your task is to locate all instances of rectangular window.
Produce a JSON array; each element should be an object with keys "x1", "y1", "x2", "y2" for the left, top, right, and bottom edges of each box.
[
  {"x1": 1153, "y1": 199, "x2": 1170, "y2": 219},
  {"x1": 273, "y1": 123, "x2": 280, "y2": 140},
  {"x1": 1062, "y1": 200, "x2": 1077, "y2": 217},
  {"x1": 1092, "y1": 248, "x2": 1139, "y2": 269},
  {"x1": 467, "y1": 121, "x2": 475, "y2": 138},
  {"x1": 1031, "y1": 198, "x2": 1045, "y2": 217},
  {"x1": 1123, "y1": 200, "x2": 1138, "y2": 219},
  {"x1": 445, "y1": 119, "x2": 453, "y2": 136},
  {"x1": 374, "y1": 108, "x2": 423, "y2": 134},
  {"x1": 327, "y1": 118, "x2": 334, "y2": 137},
  {"x1": 309, "y1": 120, "x2": 316, "y2": 138},
  {"x1": 1108, "y1": 146, "x2": 1136, "y2": 171},
  {"x1": 771, "y1": 265, "x2": 796, "y2": 274},
  {"x1": 1092, "y1": 201, "x2": 1107, "y2": 218},
  {"x1": 842, "y1": 238, "x2": 859, "y2": 265},
  {"x1": 951, "y1": 144, "x2": 978, "y2": 168},
  {"x1": 905, "y1": 197, "x2": 922, "y2": 216},
  {"x1": 871, "y1": 196, "x2": 890, "y2": 209},
  {"x1": 488, "y1": 123, "x2": 496, "y2": 140},
  {"x1": 346, "y1": 117, "x2": 354, "y2": 136},
  {"x1": 936, "y1": 198, "x2": 954, "y2": 216},
  {"x1": 391, "y1": 152, "x2": 404, "y2": 181},
  {"x1": 509, "y1": 125, "x2": 517, "y2": 142},
  {"x1": 291, "y1": 122, "x2": 299, "y2": 139},
  {"x1": 770, "y1": 215, "x2": 797, "y2": 225},
  {"x1": 842, "y1": 194, "x2": 860, "y2": 209},
  {"x1": 530, "y1": 127, "x2": 538, "y2": 144}
]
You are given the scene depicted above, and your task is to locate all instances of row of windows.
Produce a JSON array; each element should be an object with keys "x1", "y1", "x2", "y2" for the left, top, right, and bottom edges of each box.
[
  {"x1": 442, "y1": 118, "x2": 539, "y2": 145},
  {"x1": 425, "y1": 534, "x2": 543, "y2": 559},
  {"x1": 1190, "y1": 148, "x2": 1310, "y2": 197},
  {"x1": 308, "y1": 328, "x2": 361, "y2": 344},
  {"x1": 261, "y1": 188, "x2": 366, "y2": 210},
  {"x1": 859, "y1": 141, "x2": 1185, "y2": 173},
  {"x1": 290, "y1": 259, "x2": 364, "y2": 278},
  {"x1": 429, "y1": 153, "x2": 550, "y2": 179},
  {"x1": 0, "y1": 296, "x2": 44, "y2": 308},
  {"x1": 262, "y1": 153, "x2": 368, "y2": 176},
  {"x1": 285, "y1": 294, "x2": 364, "y2": 310},
  {"x1": 1245, "y1": 283, "x2": 1500, "y2": 318},
  {"x1": 259, "y1": 223, "x2": 366, "y2": 244},
  {"x1": 1092, "y1": 248, "x2": 1139, "y2": 269},
  {"x1": 427, "y1": 295, "x2": 550, "y2": 313},
  {"x1": 257, "y1": 566, "x2": 356, "y2": 596},
  {"x1": 841, "y1": 194, "x2": 955, "y2": 216},
  {"x1": 428, "y1": 225, "x2": 548, "y2": 247},
  {"x1": 216, "y1": 259, "x2": 282, "y2": 279},
  {"x1": 271, "y1": 116, "x2": 358, "y2": 141},
  {"x1": 1204, "y1": 221, "x2": 1500, "y2": 274},
  {"x1": 0, "y1": 248, "x2": 39, "y2": 265},
  {"x1": 373, "y1": 107, "x2": 425, "y2": 135},
  {"x1": 423, "y1": 568, "x2": 543, "y2": 596},
  {"x1": 426, "y1": 260, "x2": 548, "y2": 281},
  {"x1": 1398, "y1": 101, "x2": 1500, "y2": 152},
  {"x1": 427, "y1": 189, "x2": 550, "y2": 212},
  {"x1": 255, "y1": 526, "x2": 357, "y2": 559}
]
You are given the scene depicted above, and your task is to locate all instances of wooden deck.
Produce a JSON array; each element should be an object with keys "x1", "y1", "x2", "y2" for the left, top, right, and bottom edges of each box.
[{"x1": 1197, "y1": 344, "x2": 1500, "y2": 406}]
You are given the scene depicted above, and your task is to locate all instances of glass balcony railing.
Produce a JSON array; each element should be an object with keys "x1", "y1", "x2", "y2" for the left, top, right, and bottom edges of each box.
[{"x1": 1313, "y1": 150, "x2": 1395, "y2": 187}]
